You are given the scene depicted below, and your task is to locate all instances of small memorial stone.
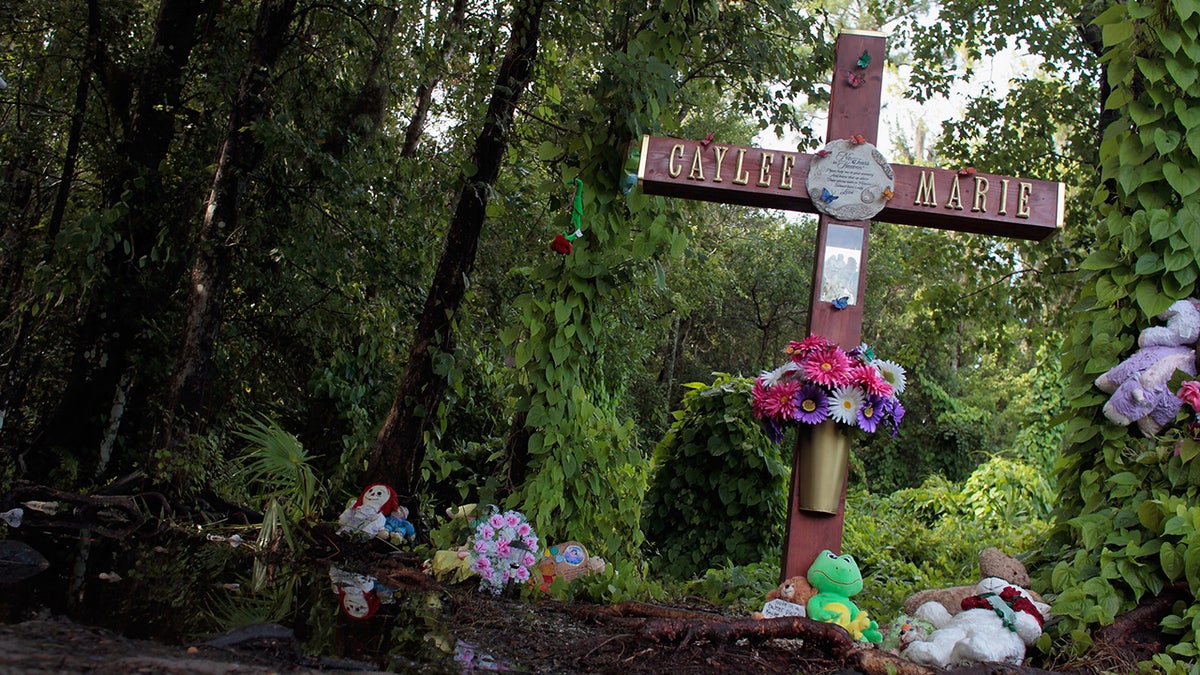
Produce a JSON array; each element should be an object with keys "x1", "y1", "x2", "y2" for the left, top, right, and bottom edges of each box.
[{"x1": 806, "y1": 139, "x2": 895, "y2": 222}]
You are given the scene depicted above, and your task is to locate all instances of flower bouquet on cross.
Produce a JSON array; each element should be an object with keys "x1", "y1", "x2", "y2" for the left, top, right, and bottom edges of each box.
[{"x1": 752, "y1": 334, "x2": 906, "y2": 443}]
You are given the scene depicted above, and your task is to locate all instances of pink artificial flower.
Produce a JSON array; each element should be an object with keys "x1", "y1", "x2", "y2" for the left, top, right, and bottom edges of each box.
[
  {"x1": 479, "y1": 525, "x2": 494, "y2": 540},
  {"x1": 785, "y1": 335, "x2": 835, "y2": 361},
  {"x1": 496, "y1": 540, "x2": 511, "y2": 556},
  {"x1": 850, "y1": 365, "x2": 893, "y2": 397},
  {"x1": 504, "y1": 513, "x2": 521, "y2": 527},
  {"x1": 524, "y1": 536, "x2": 537, "y2": 549},
  {"x1": 475, "y1": 556, "x2": 491, "y2": 569},
  {"x1": 522, "y1": 553, "x2": 537, "y2": 567},
  {"x1": 801, "y1": 347, "x2": 853, "y2": 386},
  {"x1": 751, "y1": 379, "x2": 772, "y2": 418},
  {"x1": 481, "y1": 568, "x2": 495, "y2": 581},
  {"x1": 516, "y1": 523, "x2": 531, "y2": 537},
  {"x1": 1179, "y1": 381, "x2": 1200, "y2": 412},
  {"x1": 515, "y1": 566, "x2": 530, "y2": 582},
  {"x1": 758, "y1": 380, "x2": 801, "y2": 420},
  {"x1": 474, "y1": 540, "x2": 489, "y2": 554},
  {"x1": 489, "y1": 514, "x2": 505, "y2": 528}
]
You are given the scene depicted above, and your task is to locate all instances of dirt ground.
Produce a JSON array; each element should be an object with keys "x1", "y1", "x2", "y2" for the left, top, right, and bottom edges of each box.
[{"x1": 0, "y1": 555, "x2": 1074, "y2": 675}]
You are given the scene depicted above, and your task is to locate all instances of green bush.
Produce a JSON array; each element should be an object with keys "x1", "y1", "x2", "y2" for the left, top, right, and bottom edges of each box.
[
  {"x1": 845, "y1": 455, "x2": 1053, "y2": 622},
  {"x1": 642, "y1": 374, "x2": 788, "y2": 579}
]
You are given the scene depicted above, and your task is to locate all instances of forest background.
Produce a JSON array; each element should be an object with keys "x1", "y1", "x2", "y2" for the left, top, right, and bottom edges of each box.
[{"x1": 4, "y1": 0, "x2": 1200, "y2": 668}]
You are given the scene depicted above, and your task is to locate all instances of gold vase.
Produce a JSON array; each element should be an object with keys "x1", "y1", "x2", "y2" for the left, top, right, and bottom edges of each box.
[{"x1": 794, "y1": 420, "x2": 850, "y2": 514}]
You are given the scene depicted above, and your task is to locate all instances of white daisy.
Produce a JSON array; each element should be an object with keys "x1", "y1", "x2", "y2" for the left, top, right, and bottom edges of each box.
[
  {"x1": 758, "y1": 361, "x2": 802, "y2": 386},
  {"x1": 872, "y1": 359, "x2": 907, "y2": 395},
  {"x1": 828, "y1": 385, "x2": 864, "y2": 425}
]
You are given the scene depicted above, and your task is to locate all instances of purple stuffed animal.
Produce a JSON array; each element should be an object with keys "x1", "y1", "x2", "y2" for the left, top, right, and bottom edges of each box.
[
  {"x1": 1096, "y1": 346, "x2": 1196, "y2": 435},
  {"x1": 1096, "y1": 298, "x2": 1200, "y2": 435}
]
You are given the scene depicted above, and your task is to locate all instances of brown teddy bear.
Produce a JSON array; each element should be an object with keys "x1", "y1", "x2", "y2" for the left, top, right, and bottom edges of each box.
[
  {"x1": 902, "y1": 547, "x2": 1043, "y2": 616},
  {"x1": 752, "y1": 575, "x2": 816, "y2": 619}
]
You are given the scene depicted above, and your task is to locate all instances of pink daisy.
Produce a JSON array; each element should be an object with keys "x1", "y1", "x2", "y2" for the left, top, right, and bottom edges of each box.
[
  {"x1": 785, "y1": 335, "x2": 835, "y2": 361},
  {"x1": 801, "y1": 347, "x2": 853, "y2": 386},
  {"x1": 758, "y1": 380, "x2": 802, "y2": 420},
  {"x1": 850, "y1": 365, "x2": 894, "y2": 397}
]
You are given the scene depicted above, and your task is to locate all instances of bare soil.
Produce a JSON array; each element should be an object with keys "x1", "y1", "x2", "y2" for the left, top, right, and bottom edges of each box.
[{"x1": 0, "y1": 553, "x2": 1076, "y2": 675}]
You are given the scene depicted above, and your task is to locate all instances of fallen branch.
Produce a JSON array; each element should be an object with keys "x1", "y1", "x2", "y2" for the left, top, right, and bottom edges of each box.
[
  {"x1": 1093, "y1": 583, "x2": 1191, "y2": 664},
  {"x1": 639, "y1": 615, "x2": 933, "y2": 675},
  {"x1": 574, "y1": 600, "x2": 727, "y2": 622}
]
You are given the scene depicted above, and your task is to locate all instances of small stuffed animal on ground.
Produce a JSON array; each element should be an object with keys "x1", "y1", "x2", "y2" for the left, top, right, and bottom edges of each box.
[
  {"x1": 902, "y1": 577, "x2": 1049, "y2": 668},
  {"x1": 337, "y1": 483, "x2": 411, "y2": 542},
  {"x1": 384, "y1": 504, "x2": 416, "y2": 543},
  {"x1": 1096, "y1": 298, "x2": 1200, "y2": 435},
  {"x1": 880, "y1": 614, "x2": 933, "y2": 655},
  {"x1": 806, "y1": 550, "x2": 882, "y2": 644},
  {"x1": 751, "y1": 575, "x2": 815, "y2": 619},
  {"x1": 903, "y1": 547, "x2": 1043, "y2": 616}
]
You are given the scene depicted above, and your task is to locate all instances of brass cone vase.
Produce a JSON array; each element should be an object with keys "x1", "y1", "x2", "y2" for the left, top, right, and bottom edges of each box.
[{"x1": 794, "y1": 420, "x2": 850, "y2": 514}]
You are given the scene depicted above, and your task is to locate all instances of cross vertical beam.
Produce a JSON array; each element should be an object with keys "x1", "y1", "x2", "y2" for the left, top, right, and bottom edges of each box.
[{"x1": 780, "y1": 30, "x2": 886, "y2": 581}]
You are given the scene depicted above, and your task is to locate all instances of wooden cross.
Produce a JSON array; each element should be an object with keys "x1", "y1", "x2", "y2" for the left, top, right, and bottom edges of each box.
[{"x1": 635, "y1": 30, "x2": 1064, "y2": 580}]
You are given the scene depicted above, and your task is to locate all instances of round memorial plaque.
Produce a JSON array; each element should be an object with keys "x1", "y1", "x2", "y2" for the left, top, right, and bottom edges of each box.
[{"x1": 806, "y1": 139, "x2": 894, "y2": 221}]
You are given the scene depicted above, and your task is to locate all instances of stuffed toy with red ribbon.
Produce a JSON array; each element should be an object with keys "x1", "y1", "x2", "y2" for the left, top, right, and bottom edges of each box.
[{"x1": 902, "y1": 577, "x2": 1050, "y2": 668}]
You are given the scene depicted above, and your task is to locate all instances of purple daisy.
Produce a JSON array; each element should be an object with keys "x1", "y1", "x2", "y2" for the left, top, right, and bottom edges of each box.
[
  {"x1": 858, "y1": 394, "x2": 884, "y2": 433},
  {"x1": 881, "y1": 397, "x2": 905, "y2": 437},
  {"x1": 793, "y1": 385, "x2": 830, "y2": 425}
]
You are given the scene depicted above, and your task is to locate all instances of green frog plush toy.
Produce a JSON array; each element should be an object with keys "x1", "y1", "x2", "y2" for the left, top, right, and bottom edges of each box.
[{"x1": 806, "y1": 549, "x2": 883, "y2": 644}]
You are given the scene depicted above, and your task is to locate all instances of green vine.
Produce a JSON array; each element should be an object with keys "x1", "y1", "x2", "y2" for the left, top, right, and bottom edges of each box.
[{"x1": 1042, "y1": 0, "x2": 1200, "y2": 666}]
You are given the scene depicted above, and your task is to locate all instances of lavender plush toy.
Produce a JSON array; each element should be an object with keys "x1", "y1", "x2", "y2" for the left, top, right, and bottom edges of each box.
[{"x1": 1096, "y1": 299, "x2": 1200, "y2": 435}]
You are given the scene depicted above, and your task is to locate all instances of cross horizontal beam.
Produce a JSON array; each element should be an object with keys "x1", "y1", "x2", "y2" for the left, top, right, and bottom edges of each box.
[{"x1": 637, "y1": 135, "x2": 1064, "y2": 241}]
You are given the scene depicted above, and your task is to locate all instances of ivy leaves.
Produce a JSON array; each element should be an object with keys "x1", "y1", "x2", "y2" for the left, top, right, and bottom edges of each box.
[
  {"x1": 642, "y1": 375, "x2": 788, "y2": 579},
  {"x1": 1048, "y1": 0, "x2": 1200, "y2": 665}
]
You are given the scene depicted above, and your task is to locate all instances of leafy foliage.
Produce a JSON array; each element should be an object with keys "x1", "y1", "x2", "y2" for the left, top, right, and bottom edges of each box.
[
  {"x1": 1040, "y1": 0, "x2": 1200, "y2": 665},
  {"x1": 642, "y1": 374, "x2": 788, "y2": 579},
  {"x1": 845, "y1": 455, "x2": 1054, "y2": 621}
]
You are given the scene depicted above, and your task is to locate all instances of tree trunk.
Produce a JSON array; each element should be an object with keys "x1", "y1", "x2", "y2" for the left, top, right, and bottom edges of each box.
[
  {"x1": 402, "y1": 0, "x2": 468, "y2": 157},
  {"x1": 163, "y1": 0, "x2": 297, "y2": 445},
  {"x1": 365, "y1": 0, "x2": 547, "y2": 495},
  {"x1": 1, "y1": 0, "x2": 101, "y2": 443},
  {"x1": 35, "y1": 0, "x2": 210, "y2": 473}
]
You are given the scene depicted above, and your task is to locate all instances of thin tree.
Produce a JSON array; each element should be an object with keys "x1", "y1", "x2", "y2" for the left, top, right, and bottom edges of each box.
[
  {"x1": 365, "y1": 0, "x2": 547, "y2": 496},
  {"x1": 162, "y1": 0, "x2": 298, "y2": 449}
]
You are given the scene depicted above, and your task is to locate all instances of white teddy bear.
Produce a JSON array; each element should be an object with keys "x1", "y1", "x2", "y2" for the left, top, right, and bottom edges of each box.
[{"x1": 902, "y1": 577, "x2": 1049, "y2": 668}]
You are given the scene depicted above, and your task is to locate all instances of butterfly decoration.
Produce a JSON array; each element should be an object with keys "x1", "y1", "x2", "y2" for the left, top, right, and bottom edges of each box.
[
  {"x1": 700, "y1": 132, "x2": 715, "y2": 147},
  {"x1": 832, "y1": 296, "x2": 850, "y2": 310},
  {"x1": 881, "y1": 188, "x2": 894, "y2": 201},
  {"x1": 846, "y1": 71, "x2": 864, "y2": 88},
  {"x1": 958, "y1": 166, "x2": 977, "y2": 176},
  {"x1": 816, "y1": 149, "x2": 831, "y2": 158},
  {"x1": 619, "y1": 172, "x2": 637, "y2": 195},
  {"x1": 820, "y1": 188, "x2": 839, "y2": 204},
  {"x1": 857, "y1": 50, "x2": 871, "y2": 69},
  {"x1": 849, "y1": 134, "x2": 867, "y2": 145}
]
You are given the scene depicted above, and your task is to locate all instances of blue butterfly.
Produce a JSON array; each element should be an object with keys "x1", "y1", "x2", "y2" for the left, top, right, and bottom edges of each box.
[
  {"x1": 832, "y1": 296, "x2": 850, "y2": 310},
  {"x1": 820, "y1": 188, "x2": 839, "y2": 204}
]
